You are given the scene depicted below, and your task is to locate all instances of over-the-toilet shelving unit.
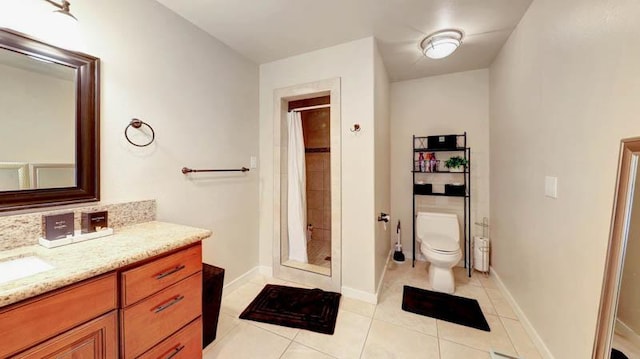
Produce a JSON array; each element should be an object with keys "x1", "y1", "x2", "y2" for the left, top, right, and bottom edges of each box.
[{"x1": 412, "y1": 132, "x2": 472, "y2": 277}]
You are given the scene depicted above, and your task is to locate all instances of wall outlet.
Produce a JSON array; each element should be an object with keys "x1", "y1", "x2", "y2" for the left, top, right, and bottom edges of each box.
[{"x1": 250, "y1": 156, "x2": 257, "y2": 169}]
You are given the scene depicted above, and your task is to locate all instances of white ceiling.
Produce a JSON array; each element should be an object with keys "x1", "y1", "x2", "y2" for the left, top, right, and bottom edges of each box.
[{"x1": 155, "y1": 0, "x2": 533, "y2": 82}]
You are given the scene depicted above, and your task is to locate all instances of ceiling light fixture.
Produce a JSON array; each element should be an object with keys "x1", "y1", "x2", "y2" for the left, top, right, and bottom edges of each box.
[
  {"x1": 43, "y1": 0, "x2": 78, "y2": 21},
  {"x1": 420, "y1": 30, "x2": 463, "y2": 60}
]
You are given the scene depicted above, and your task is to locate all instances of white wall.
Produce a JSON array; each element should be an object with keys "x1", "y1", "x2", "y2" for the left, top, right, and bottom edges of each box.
[
  {"x1": 373, "y1": 42, "x2": 391, "y2": 291},
  {"x1": 0, "y1": 0, "x2": 260, "y2": 284},
  {"x1": 0, "y1": 62, "x2": 74, "y2": 163},
  {"x1": 390, "y1": 69, "x2": 490, "y2": 260},
  {"x1": 259, "y1": 37, "x2": 380, "y2": 295},
  {"x1": 489, "y1": 0, "x2": 640, "y2": 357}
]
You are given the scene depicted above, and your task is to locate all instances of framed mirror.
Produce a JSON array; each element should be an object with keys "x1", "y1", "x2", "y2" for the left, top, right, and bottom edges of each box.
[
  {"x1": 0, "y1": 28, "x2": 99, "y2": 211},
  {"x1": 593, "y1": 137, "x2": 640, "y2": 359}
]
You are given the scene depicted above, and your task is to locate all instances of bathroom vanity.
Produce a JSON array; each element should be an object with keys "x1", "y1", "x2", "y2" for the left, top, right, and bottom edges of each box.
[{"x1": 0, "y1": 221, "x2": 211, "y2": 358}]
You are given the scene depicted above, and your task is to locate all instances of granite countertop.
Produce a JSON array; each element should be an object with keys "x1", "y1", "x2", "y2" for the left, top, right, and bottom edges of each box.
[{"x1": 0, "y1": 221, "x2": 212, "y2": 308}]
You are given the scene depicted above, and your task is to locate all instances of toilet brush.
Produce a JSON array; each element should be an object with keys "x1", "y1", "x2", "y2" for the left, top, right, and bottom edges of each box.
[{"x1": 393, "y1": 221, "x2": 405, "y2": 263}]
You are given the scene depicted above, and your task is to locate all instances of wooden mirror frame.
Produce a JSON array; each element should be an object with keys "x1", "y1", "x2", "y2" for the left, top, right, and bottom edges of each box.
[
  {"x1": 0, "y1": 28, "x2": 99, "y2": 211},
  {"x1": 592, "y1": 137, "x2": 640, "y2": 358}
]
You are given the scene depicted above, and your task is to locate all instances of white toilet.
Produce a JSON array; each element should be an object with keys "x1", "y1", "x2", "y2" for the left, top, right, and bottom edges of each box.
[{"x1": 416, "y1": 212, "x2": 462, "y2": 294}]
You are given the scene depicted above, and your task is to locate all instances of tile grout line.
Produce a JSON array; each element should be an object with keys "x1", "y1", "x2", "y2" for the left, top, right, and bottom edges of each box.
[
  {"x1": 242, "y1": 319, "x2": 301, "y2": 342},
  {"x1": 202, "y1": 319, "x2": 241, "y2": 355},
  {"x1": 481, "y1": 278, "x2": 521, "y2": 357},
  {"x1": 291, "y1": 334, "x2": 341, "y2": 359},
  {"x1": 296, "y1": 341, "x2": 340, "y2": 359},
  {"x1": 203, "y1": 312, "x2": 241, "y2": 352},
  {"x1": 358, "y1": 315, "x2": 375, "y2": 359},
  {"x1": 498, "y1": 315, "x2": 525, "y2": 358},
  {"x1": 436, "y1": 320, "x2": 442, "y2": 359},
  {"x1": 373, "y1": 314, "x2": 439, "y2": 339},
  {"x1": 439, "y1": 338, "x2": 493, "y2": 356},
  {"x1": 277, "y1": 340, "x2": 295, "y2": 359}
]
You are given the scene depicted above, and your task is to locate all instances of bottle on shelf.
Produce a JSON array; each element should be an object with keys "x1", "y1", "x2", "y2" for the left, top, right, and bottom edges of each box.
[
  {"x1": 418, "y1": 152, "x2": 425, "y2": 172},
  {"x1": 429, "y1": 153, "x2": 437, "y2": 173}
]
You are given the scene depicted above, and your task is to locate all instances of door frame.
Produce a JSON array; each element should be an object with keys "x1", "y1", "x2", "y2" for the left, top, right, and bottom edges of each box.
[{"x1": 272, "y1": 77, "x2": 342, "y2": 291}]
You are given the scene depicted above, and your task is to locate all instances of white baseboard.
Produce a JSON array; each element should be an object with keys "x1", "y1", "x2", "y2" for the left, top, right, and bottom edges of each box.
[
  {"x1": 222, "y1": 267, "x2": 261, "y2": 297},
  {"x1": 490, "y1": 267, "x2": 555, "y2": 359},
  {"x1": 259, "y1": 265, "x2": 273, "y2": 277},
  {"x1": 616, "y1": 318, "x2": 640, "y2": 347},
  {"x1": 341, "y1": 285, "x2": 378, "y2": 304},
  {"x1": 342, "y1": 249, "x2": 396, "y2": 305},
  {"x1": 374, "y1": 249, "x2": 394, "y2": 303}
]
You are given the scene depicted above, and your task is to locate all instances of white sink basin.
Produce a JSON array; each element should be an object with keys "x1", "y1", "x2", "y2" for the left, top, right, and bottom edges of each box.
[{"x1": 0, "y1": 256, "x2": 54, "y2": 285}]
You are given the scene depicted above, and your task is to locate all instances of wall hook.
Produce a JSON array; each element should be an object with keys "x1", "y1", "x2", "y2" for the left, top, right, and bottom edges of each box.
[{"x1": 350, "y1": 124, "x2": 361, "y2": 133}]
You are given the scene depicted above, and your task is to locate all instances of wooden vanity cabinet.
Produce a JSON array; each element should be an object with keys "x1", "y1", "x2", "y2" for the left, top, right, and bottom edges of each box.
[
  {"x1": 0, "y1": 273, "x2": 118, "y2": 358},
  {"x1": 120, "y1": 244, "x2": 203, "y2": 359},
  {"x1": 0, "y1": 242, "x2": 205, "y2": 359},
  {"x1": 137, "y1": 317, "x2": 203, "y2": 359},
  {"x1": 14, "y1": 311, "x2": 118, "y2": 359}
]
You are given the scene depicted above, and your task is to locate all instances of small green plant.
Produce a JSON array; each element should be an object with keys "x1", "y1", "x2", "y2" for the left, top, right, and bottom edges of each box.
[{"x1": 444, "y1": 156, "x2": 468, "y2": 169}]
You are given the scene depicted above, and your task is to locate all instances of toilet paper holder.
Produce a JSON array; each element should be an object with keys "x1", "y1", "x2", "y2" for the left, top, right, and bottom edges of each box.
[
  {"x1": 378, "y1": 213, "x2": 390, "y2": 222},
  {"x1": 474, "y1": 217, "x2": 489, "y2": 237}
]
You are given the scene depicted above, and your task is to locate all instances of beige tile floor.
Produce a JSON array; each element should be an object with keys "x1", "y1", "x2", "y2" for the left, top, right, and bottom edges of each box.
[
  {"x1": 203, "y1": 260, "x2": 543, "y2": 359},
  {"x1": 281, "y1": 238, "x2": 332, "y2": 275},
  {"x1": 307, "y1": 238, "x2": 331, "y2": 269}
]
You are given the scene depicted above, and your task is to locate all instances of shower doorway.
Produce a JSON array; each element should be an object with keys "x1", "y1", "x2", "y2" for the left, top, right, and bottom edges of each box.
[{"x1": 273, "y1": 78, "x2": 341, "y2": 291}]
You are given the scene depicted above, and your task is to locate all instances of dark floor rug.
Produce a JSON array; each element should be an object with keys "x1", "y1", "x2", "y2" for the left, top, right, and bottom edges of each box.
[
  {"x1": 402, "y1": 285, "x2": 490, "y2": 332},
  {"x1": 239, "y1": 284, "x2": 341, "y2": 335},
  {"x1": 612, "y1": 348, "x2": 629, "y2": 359}
]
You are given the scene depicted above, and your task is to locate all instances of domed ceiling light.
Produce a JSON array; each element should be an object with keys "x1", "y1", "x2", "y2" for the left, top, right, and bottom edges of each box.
[{"x1": 420, "y1": 30, "x2": 463, "y2": 60}]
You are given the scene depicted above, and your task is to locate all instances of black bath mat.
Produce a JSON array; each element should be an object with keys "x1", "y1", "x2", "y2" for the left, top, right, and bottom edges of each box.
[
  {"x1": 402, "y1": 285, "x2": 490, "y2": 332},
  {"x1": 612, "y1": 348, "x2": 629, "y2": 359},
  {"x1": 239, "y1": 284, "x2": 341, "y2": 335}
]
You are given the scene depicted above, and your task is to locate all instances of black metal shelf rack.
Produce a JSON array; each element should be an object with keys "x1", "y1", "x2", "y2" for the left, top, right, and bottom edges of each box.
[{"x1": 412, "y1": 132, "x2": 472, "y2": 277}]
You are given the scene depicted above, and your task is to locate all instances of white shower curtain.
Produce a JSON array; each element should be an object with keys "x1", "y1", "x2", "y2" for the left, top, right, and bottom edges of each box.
[{"x1": 287, "y1": 111, "x2": 308, "y2": 263}]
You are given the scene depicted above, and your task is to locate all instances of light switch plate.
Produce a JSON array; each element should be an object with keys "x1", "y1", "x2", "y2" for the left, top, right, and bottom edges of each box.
[
  {"x1": 250, "y1": 156, "x2": 257, "y2": 169},
  {"x1": 545, "y1": 176, "x2": 558, "y2": 199}
]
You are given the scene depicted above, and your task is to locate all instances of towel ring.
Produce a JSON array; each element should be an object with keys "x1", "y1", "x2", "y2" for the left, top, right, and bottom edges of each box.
[{"x1": 125, "y1": 118, "x2": 155, "y2": 147}]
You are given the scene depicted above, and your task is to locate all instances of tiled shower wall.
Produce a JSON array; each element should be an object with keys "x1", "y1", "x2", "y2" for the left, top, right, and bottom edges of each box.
[{"x1": 302, "y1": 108, "x2": 331, "y2": 242}]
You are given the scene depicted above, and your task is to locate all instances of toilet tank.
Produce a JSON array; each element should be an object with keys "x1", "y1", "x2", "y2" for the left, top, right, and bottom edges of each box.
[{"x1": 416, "y1": 212, "x2": 460, "y2": 243}]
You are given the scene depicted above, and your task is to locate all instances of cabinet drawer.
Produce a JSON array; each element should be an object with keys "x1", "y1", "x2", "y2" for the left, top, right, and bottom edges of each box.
[
  {"x1": 13, "y1": 310, "x2": 118, "y2": 359},
  {"x1": 0, "y1": 273, "x2": 117, "y2": 358},
  {"x1": 138, "y1": 317, "x2": 202, "y2": 359},
  {"x1": 121, "y1": 244, "x2": 201, "y2": 306},
  {"x1": 121, "y1": 272, "x2": 202, "y2": 359}
]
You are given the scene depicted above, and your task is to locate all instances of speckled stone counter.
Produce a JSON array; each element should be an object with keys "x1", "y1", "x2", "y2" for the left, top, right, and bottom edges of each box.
[
  {"x1": 0, "y1": 200, "x2": 157, "y2": 251},
  {"x1": 0, "y1": 221, "x2": 212, "y2": 308}
]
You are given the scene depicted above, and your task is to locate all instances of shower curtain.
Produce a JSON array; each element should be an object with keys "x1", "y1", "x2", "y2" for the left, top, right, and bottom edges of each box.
[{"x1": 287, "y1": 111, "x2": 308, "y2": 263}]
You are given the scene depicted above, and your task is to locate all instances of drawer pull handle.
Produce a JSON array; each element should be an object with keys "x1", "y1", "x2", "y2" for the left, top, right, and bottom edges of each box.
[
  {"x1": 155, "y1": 264, "x2": 186, "y2": 280},
  {"x1": 154, "y1": 295, "x2": 185, "y2": 313},
  {"x1": 165, "y1": 344, "x2": 185, "y2": 359}
]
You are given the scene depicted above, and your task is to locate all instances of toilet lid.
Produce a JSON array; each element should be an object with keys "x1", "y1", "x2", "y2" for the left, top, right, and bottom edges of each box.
[{"x1": 422, "y1": 235, "x2": 460, "y2": 253}]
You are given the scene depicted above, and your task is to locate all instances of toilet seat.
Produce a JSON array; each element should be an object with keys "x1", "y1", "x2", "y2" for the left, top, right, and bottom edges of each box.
[{"x1": 421, "y1": 234, "x2": 460, "y2": 253}]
